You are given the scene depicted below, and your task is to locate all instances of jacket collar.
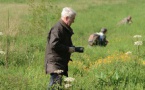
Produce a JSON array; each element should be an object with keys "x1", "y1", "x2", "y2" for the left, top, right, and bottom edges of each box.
[{"x1": 59, "y1": 19, "x2": 74, "y2": 35}]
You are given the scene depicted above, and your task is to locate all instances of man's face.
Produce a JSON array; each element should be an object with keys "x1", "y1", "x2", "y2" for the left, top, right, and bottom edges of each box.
[{"x1": 66, "y1": 16, "x2": 75, "y2": 26}]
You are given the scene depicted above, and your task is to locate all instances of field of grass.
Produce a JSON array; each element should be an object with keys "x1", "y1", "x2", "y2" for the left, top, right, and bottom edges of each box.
[{"x1": 0, "y1": 0, "x2": 145, "y2": 90}]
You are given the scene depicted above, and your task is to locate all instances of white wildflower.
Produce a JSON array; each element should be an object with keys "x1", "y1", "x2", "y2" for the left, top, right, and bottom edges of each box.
[
  {"x1": 53, "y1": 70, "x2": 63, "y2": 74},
  {"x1": 0, "y1": 50, "x2": 5, "y2": 54},
  {"x1": 133, "y1": 35, "x2": 142, "y2": 38},
  {"x1": 0, "y1": 32, "x2": 3, "y2": 35},
  {"x1": 134, "y1": 41, "x2": 143, "y2": 46},
  {"x1": 64, "y1": 77, "x2": 75, "y2": 82},
  {"x1": 64, "y1": 84, "x2": 72, "y2": 89},
  {"x1": 125, "y1": 51, "x2": 132, "y2": 55}
]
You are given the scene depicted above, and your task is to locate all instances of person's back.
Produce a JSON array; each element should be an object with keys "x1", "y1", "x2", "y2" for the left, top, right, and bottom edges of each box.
[
  {"x1": 117, "y1": 16, "x2": 132, "y2": 26},
  {"x1": 96, "y1": 28, "x2": 108, "y2": 46},
  {"x1": 88, "y1": 33, "x2": 100, "y2": 46},
  {"x1": 88, "y1": 28, "x2": 108, "y2": 46}
]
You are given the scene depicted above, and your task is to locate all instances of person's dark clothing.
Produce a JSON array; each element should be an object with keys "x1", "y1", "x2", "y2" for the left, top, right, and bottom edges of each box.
[
  {"x1": 45, "y1": 19, "x2": 74, "y2": 77},
  {"x1": 98, "y1": 35, "x2": 107, "y2": 46},
  {"x1": 48, "y1": 73, "x2": 62, "y2": 90}
]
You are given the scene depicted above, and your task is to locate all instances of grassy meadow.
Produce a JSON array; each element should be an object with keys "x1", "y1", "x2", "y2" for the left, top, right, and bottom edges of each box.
[{"x1": 0, "y1": 0, "x2": 145, "y2": 90}]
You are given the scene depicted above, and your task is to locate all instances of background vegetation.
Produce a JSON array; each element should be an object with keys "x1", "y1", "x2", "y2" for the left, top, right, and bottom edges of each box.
[{"x1": 0, "y1": 0, "x2": 145, "y2": 90}]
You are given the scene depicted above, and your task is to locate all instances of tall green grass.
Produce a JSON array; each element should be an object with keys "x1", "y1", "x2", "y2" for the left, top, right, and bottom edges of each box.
[
  {"x1": 0, "y1": 0, "x2": 26, "y2": 3},
  {"x1": 0, "y1": 0, "x2": 145, "y2": 90}
]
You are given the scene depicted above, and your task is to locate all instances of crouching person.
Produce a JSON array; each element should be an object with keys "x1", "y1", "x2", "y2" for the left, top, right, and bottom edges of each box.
[
  {"x1": 88, "y1": 28, "x2": 108, "y2": 47},
  {"x1": 117, "y1": 16, "x2": 132, "y2": 26},
  {"x1": 97, "y1": 28, "x2": 108, "y2": 46}
]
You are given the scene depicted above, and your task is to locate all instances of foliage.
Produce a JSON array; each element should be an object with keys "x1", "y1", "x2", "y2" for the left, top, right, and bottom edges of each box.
[
  {"x1": 27, "y1": 0, "x2": 60, "y2": 36},
  {"x1": 0, "y1": 0, "x2": 145, "y2": 90},
  {"x1": 0, "y1": 0, "x2": 27, "y2": 3}
]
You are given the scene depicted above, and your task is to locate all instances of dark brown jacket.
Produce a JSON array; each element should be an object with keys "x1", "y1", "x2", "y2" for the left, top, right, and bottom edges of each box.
[{"x1": 45, "y1": 20, "x2": 74, "y2": 76}]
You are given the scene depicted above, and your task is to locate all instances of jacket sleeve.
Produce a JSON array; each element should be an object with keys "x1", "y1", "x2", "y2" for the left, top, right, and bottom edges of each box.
[{"x1": 48, "y1": 27, "x2": 69, "y2": 53}]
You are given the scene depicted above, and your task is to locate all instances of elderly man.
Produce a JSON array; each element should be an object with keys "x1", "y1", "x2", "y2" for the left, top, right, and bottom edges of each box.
[{"x1": 45, "y1": 7, "x2": 77, "y2": 90}]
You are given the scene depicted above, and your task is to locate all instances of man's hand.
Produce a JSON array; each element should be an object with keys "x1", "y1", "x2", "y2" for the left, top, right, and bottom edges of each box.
[{"x1": 69, "y1": 47, "x2": 75, "y2": 53}]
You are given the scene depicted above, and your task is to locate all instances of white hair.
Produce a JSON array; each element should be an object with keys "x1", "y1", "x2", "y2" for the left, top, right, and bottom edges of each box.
[{"x1": 61, "y1": 7, "x2": 76, "y2": 18}]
